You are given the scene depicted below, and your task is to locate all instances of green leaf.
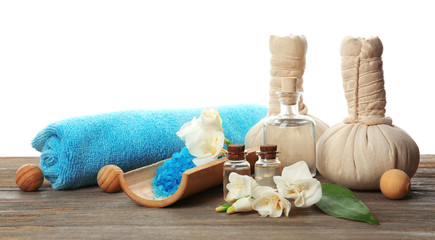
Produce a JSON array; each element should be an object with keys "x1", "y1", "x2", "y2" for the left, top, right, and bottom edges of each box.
[
  {"x1": 315, "y1": 184, "x2": 379, "y2": 225},
  {"x1": 224, "y1": 138, "x2": 232, "y2": 146}
]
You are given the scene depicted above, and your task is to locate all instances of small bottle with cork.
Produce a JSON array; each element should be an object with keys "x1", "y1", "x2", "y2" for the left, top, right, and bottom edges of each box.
[
  {"x1": 255, "y1": 145, "x2": 281, "y2": 188},
  {"x1": 223, "y1": 144, "x2": 251, "y2": 201},
  {"x1": 263, "y1": 77, "x2": 316, "y2": 176}
]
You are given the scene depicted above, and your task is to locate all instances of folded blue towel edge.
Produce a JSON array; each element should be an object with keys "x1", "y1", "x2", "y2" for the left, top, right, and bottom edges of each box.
[{"x1": 31, "y1": 104, "x2": 268, "y2": 190}]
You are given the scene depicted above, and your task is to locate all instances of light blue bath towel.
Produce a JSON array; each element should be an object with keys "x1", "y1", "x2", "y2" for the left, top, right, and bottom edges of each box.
[{"x1": 31, "y1": 105, "x2": 267, "y2": 190}]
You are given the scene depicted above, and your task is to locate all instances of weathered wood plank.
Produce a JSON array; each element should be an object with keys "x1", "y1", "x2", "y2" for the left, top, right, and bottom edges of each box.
[{"x1": 1, "y1": 156, "x2": 434, "y2": 239}]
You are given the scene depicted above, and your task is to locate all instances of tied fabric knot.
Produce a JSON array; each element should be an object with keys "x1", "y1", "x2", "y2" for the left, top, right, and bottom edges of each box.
[
  {"x1": 268, "y1": 35, "x2": 308, "y2": 116},
  {"x1": 341, "y1": 56, "x2": 393, "y2": 126}
]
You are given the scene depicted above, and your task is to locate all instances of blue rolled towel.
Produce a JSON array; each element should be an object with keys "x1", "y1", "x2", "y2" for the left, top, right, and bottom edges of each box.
[{"x1": 31, "y1": 104, "x2": 267, "y2": 190}]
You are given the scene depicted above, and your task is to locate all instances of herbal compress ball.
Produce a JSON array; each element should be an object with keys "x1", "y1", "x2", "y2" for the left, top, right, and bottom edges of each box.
[
  {"x1": 316, "y1": 37, "x2": 419, "y2": 190},
  {"x1": 245, "y1": 34, "x2": 329, "y2": 148}
]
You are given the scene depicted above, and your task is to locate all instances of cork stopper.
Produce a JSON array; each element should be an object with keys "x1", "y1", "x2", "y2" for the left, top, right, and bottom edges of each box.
[
  {"x1": 227, "y1": 144, "x2": 246, "y2": 160},
  {"x1": 281, "y1": 77, "x2": 297, "y2": 93},
  {"x1": 260, "y1": 144, "x2": 277, "y2": 152},
  {"x1": 257, "y1": 144, "x2": 278, "y2": 159}
]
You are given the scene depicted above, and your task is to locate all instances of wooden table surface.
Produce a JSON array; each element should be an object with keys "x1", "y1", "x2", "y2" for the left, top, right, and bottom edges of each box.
[{"x1": 1, "y1": 156, "x2": 434, "y2": 240}]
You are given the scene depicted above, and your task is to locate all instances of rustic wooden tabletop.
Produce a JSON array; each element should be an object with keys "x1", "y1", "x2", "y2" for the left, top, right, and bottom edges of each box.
[{"x1": 1, "y1": 156, "x2": 434, "y2": 240}]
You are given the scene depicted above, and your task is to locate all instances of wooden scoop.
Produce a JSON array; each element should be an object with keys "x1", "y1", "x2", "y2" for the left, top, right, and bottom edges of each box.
[{"x1": 119, "y1": 147, "x2": 259, "y2": 208}]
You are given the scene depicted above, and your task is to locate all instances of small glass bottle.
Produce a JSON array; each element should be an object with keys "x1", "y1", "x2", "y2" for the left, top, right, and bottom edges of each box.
[
  {"x1": 255, "y1": 145, "x2": 282, "y2": 188},
  {"x1": 263, "y1": 77, "x2": 316, "y2": 176},
  {"x1": 223, "y1": 144, "x2": 251, "y2": 201}
]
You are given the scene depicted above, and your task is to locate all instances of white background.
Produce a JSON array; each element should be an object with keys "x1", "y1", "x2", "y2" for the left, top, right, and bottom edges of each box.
[{"x1": 0, "y1": 0, "x2": 434, "y2": 156}]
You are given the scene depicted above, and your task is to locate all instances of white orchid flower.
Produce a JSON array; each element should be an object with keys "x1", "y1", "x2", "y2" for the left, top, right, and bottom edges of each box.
[
  {"x1": 225, "y1": 172, "x2": 258, "y2": 203},
  {"x1": 176, "y1": 108, "x2": 225, "y2": 166},
  {"x1": 273, "y1": 161, "x2": 322, "y2": 208},
  {"x1": 252, "y1": 186, "x2": 291, "y2": 218},
  {"x1": 226, "y1": 197, "x2": 254, "y2": 214},
  {"x1": 197, "y1": 108, "x2": 223, "y2": 131}
]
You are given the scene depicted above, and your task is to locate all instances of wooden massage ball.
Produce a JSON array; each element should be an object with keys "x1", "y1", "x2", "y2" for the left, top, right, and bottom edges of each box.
[
  {"x1": 15, "y1": 164, "x2": 44, "y2": 192},
  {"x1": 97, "y1": 165, "x2": 123, "y2": 193},
  {"x1": 380, "y1": 169, "x2": 411, "y2": 200}
]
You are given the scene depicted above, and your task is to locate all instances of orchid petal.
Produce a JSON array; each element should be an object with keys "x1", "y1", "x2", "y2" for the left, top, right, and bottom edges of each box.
[
  {"x1": 274, "y1": 176, "x2": 299, "y2": 199},
  {"x1": 252, "y1": 186, "x2": 290, "y2": 218},
  {"x1": 176, "y1": 117, "x2": 198, "y2": 140},
  {"x1": 225, "y1": 173, "x2": 257, "y2": 202},
  {"x1": 200, "y1": 108, "x2": 223, "y2": 131},
  {"x1": 281, "y1": 161, "x2": 312, "y2": 181},
  {"x1": 274, "y1": 161, "x2": 323, "y2": 208},
  {"x1": 299, "y1": 180, "x2": 322, "y2": 207},
  {"x1": 178, "y1": 108, "x2": 225, "y2": 166},
  {"x1": 232, "y1": 197, "x2": 254, "y2": 212}
]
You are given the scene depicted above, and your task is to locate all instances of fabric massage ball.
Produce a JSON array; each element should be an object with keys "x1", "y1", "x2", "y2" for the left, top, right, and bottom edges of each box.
[{"x1": 316, "y1": 36, "x2": 420, "y2": 190}]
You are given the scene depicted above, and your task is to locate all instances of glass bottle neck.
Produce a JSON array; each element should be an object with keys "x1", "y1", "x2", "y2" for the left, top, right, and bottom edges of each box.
[
  {"x1": 277, "y1": 92, "x2": 301, "y2": 116},
  {"x1": 279, "y1": 97, "x2": 300, "y2": 116},
  {"x1": 227, "y1": 159, "x2": 247, "y2": 163},
  {"x1": 280, "y1": 102, "x2": 298, "y2": 116}
]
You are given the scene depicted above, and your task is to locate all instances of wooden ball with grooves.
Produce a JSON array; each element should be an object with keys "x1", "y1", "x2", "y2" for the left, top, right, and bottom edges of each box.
[
  {"x1": 15, "y1": 164, "x2": 44, "y2": 192},
  {"x1": 97, "y1": 165, "x2": 123, "y2": 193}
]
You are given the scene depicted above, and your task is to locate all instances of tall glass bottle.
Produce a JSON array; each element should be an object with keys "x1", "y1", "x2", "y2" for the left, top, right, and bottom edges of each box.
[
  {"x1": 263, "y1": 77, "x2": 316, "y2": 176},
  {"x1": 223, "y1": 144, "x2": 251, "y2": 201}
]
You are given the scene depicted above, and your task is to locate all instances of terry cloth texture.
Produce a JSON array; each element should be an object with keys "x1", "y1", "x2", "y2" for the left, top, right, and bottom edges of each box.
[{"x1": 32, "y1": 104, "x2": 268, "y2": 190}]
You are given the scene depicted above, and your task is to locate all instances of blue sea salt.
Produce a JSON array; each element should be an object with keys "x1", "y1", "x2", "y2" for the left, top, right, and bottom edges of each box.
[{"x1": 151, "y1": 147, "x2": 196, "y2": 198}]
